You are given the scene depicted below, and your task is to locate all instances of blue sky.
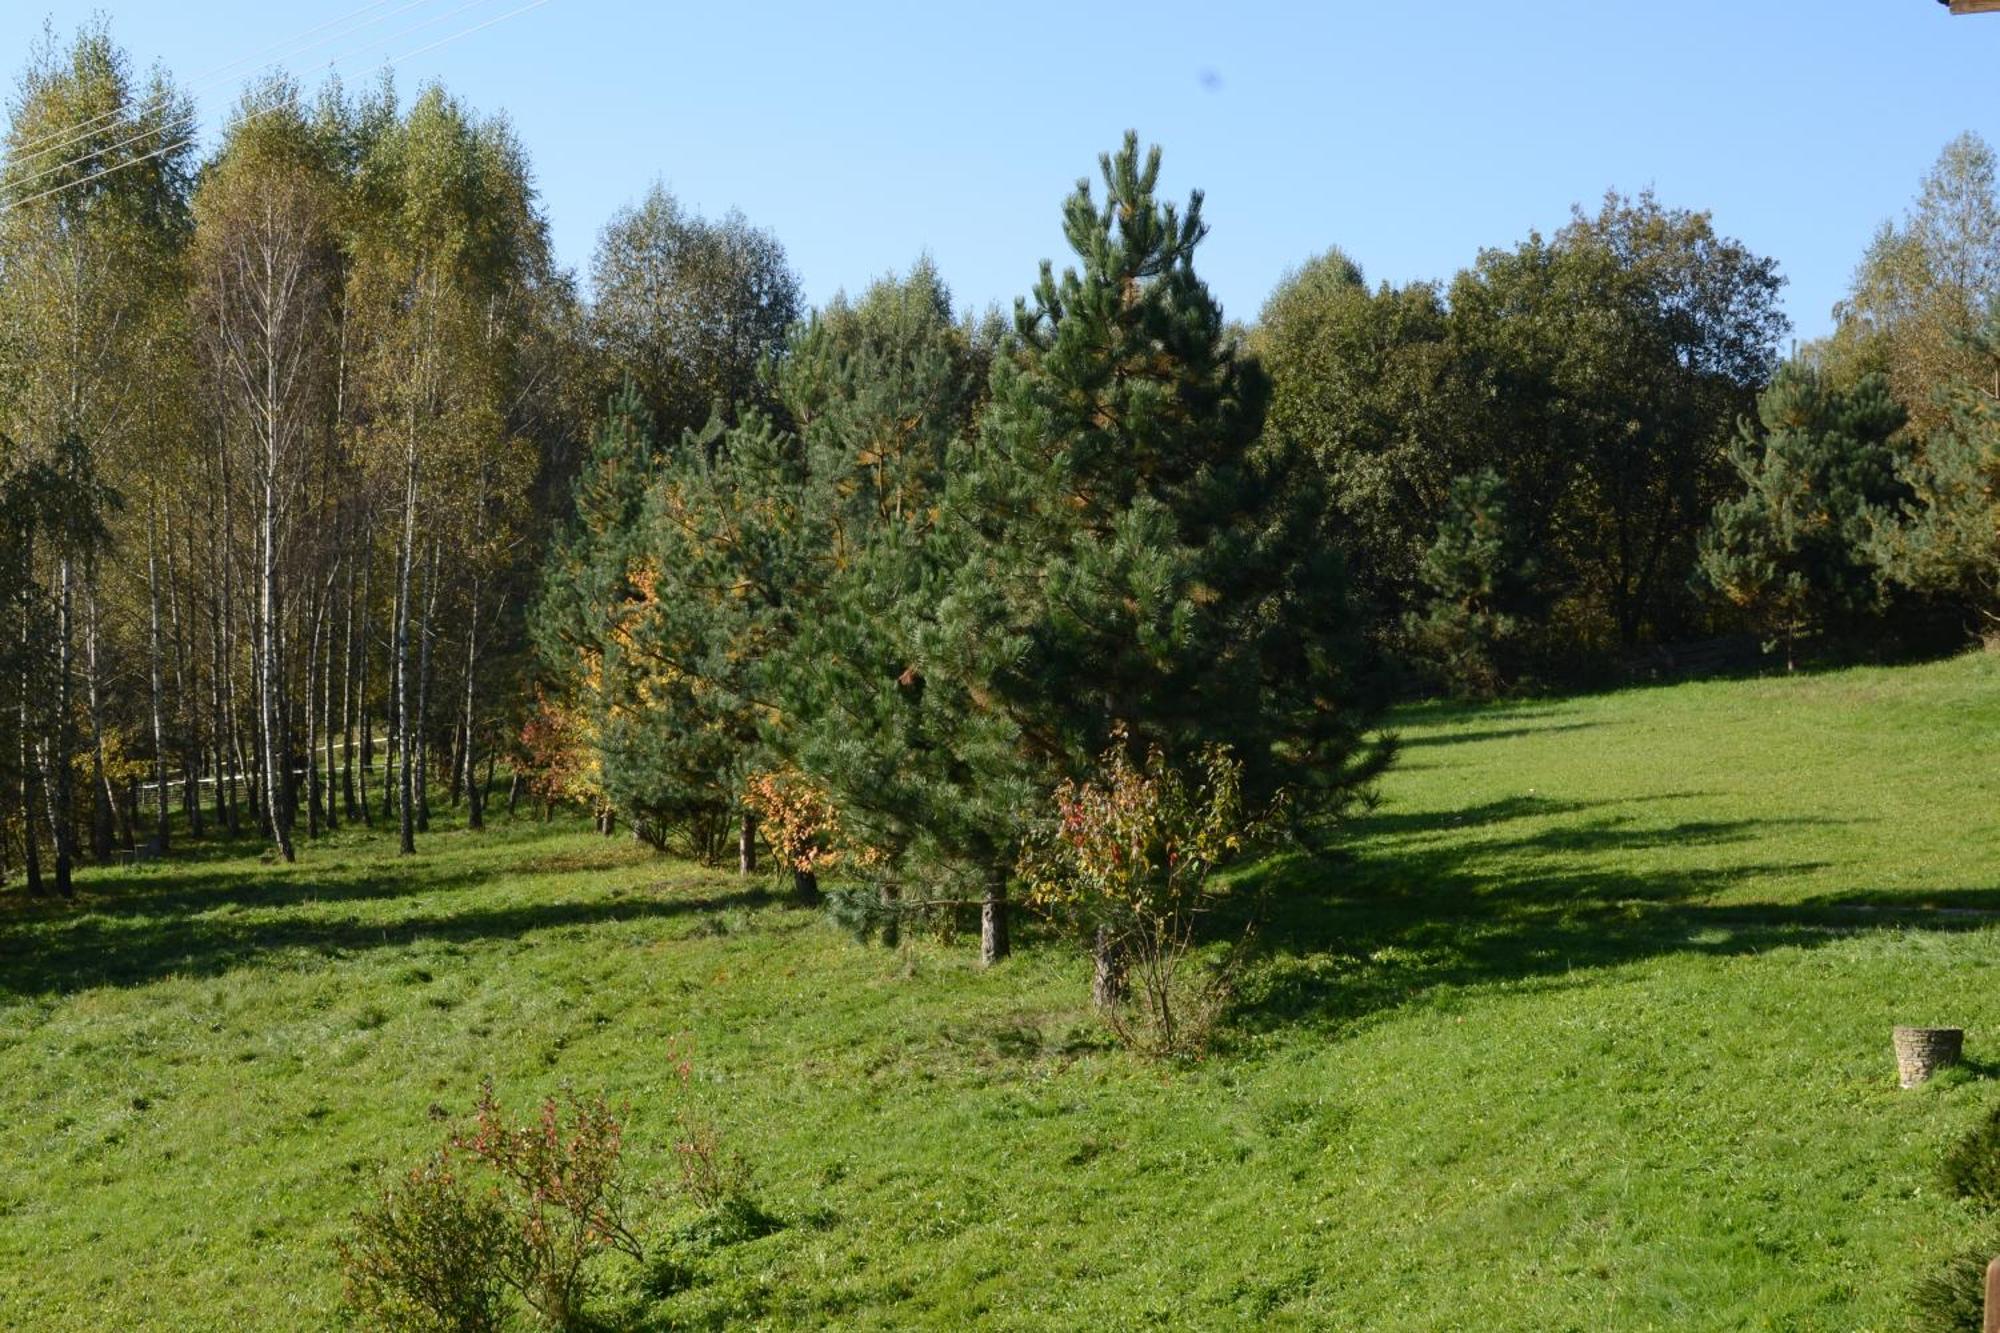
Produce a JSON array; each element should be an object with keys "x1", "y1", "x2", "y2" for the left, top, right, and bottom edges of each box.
[{"x1": 4, "y1": 1, "x2": 1993, "y2": 343}]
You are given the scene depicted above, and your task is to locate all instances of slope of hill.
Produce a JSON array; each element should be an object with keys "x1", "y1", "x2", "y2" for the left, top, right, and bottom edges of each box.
[{"x1": 2, "y1": 651, "x2": 1996, "y2": 1329}]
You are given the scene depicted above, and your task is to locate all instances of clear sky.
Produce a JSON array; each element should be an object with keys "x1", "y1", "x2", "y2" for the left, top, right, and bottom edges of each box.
[{"x1": 3, "y1": 1, "x2": 1994, "y2": 344}]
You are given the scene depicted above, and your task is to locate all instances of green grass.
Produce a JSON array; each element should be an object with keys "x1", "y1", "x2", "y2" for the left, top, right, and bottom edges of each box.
[{"x1": 3, "y1": 651, "x2": 1998, "y2": 1329}]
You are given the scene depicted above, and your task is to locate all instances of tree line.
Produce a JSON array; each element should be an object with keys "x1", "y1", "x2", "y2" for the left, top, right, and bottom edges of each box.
[
  {"x1": 0, "y1": 28, "x2": 580, "y2": 895},
  {"x1": 3, "y1": 24, "x2": 1994, "y2": 943}
]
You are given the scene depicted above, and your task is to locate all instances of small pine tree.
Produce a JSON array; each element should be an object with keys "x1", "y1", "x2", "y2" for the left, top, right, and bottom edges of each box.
[
  {"x1": 1402, "y1": 469, "x2": 1536, "y2": 696},
  {"x1": 1698, "y1": 365, "x2": 1907, "y2": 666},
  {"x1": 758, "y1": 263, "x2": 1002, "y2": 939},
  {"x1": 605, "y1": 409, "x2": 808, "y2": 861},
  {"x1": 530, "y1": 385, "x2": 662, "y2": 831},
  {"x1": 1870, "y1": 318, "x2": 2000, "y2": 637}
]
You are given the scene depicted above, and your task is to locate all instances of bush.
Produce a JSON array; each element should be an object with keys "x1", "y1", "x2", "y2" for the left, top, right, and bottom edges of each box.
[
  {"x1": 1019, "y1": 732, "x2": 1278, "y2": 1057},
  {"x1": 1910, "y1": 1105, "x2": 2000, "y2": 1330},
  {"x1": 663, "y1": 1038, "x2": 768, "y2": 1236},
  {"x1": 338, "y1": 1084, "x2": 645, "y2": 1332},
  {"x1": 1908, "y1": 1230, "x2": 2000, "y2": 1332},
  {"x1": 336, "y1": 1155, "x2": 513, "y2": 1333},
  {"x1": 1941, "y1": 1103, "x2": 2000, "y2": 1208},
  {"x1": 742, "y1": 769, "x2": 881, "y2": 903}
]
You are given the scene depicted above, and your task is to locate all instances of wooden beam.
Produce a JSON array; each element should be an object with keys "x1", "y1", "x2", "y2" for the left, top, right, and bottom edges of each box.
[{"x1": 1950, "y1": 0, "x2": 2000, "y2": 13}]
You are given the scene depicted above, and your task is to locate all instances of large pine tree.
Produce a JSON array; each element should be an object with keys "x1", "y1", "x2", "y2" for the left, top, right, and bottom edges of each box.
[{"x1": 930, "y1": 134, "x2": 1388, "y2": 962}]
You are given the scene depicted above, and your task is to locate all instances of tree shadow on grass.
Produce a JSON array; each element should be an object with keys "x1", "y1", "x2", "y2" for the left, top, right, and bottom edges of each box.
[
  {"x1": 0, "y1": 878, "x2": 772, "y2": 999},
  {"x1": 1392, "y1": 721, "x2": 1607, "y2": 750},
  {"x1": 12, "y1": 821, "x2": 646, "y2": 926},
  {"x1": 43, "y1": 861, "x2": 506, "y2": 923},
  {"x1": 1339, "y1": 793, "x2": 1710, "y2": 842},
  {"x1": 1223, "y1": 794, "x2": 1991, "y2": 1038}
]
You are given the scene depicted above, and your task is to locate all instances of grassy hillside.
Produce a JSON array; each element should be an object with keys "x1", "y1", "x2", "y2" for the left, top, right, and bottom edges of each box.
[{"x1": 2, "y1": 652, "x2": 1997, "y2": 1329}]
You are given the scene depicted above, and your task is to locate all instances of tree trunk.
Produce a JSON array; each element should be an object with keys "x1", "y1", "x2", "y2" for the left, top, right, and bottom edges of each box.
[
  {"x1": 84, "y1": 582, "x2": 114, "y2": 865},
  {"x1": 51, "y1": 555, "x2": 76, "y2": 897},
  {"x1": 413, "y1": 539, "x2": 439, "y2": 834},
  {"x1": 340, "y1": 543, "x2": 358, "y2": 820},
  {"x1": 1091, "y1": 925, "x2": 1127, "y2": 1012},
  {"x1": 356, "y1": 547, "x2": 373, "y2": 826},
  {"x1": 460, "y1": 578, "x2": 483, "y2": 831},
  {"x1": 980, "y1": 873, "x2": 1009, "y2": 967},
  {"x1": 304, "y1": 598, "x2": 322, "y2": 840},
  {"x1": 879, "y1": 884, "x2": 900, "y2": 949},
  {"x1": 323, "y1": 567, "x2": 337, "y2": 834},
  {"x1": 738, "y1": 812, "x2": 757, "y2": 875},
  {"x1": 793, "y1": 867, "x2": 821, "y2": 907},
  {"x1": 18, "y1": 541, "x2": 43, "y2": 897},
  {"x1": 259, "y1": 429, "x2": 295, "y2": 863},
  {"x1": 394, "y1": 437, "x2": 418, "y2": 856},
  {"x1": 146, "y1": 506, "x2": 170, "y2": 852},
  {"x1": 166, "y1": 506, "x2": 200, "y2": 839},
  {"x1": 123, "y1": 777, "x2": 140, "y2": 850},
  {"x1": 220, "y1": 478, "x2": 244, "y2": 839}
]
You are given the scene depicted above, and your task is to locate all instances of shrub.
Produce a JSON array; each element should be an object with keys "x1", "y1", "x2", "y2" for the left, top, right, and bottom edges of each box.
[
  {"x1": 1907, "y1": 1229, "x2": 2000, "y2": 1332},
  {"x1": 336, "y1": 1154, "x2": 512, "y2": 1333},
  {"x1": 742, "y1": 769, "x2": 881, "y2": 903},
  {"x1": 455, "y1": 1082, "x2": 646, "y2": 1329},
  {"x1": 338, "y1": 1084, "x2": 645, "y2": 1333},
  {"x1": 1019, "y1": 731, "x2": 1279, "y2": 1057},
  {"x1": 517, "y1": 689, "x2": 605, "y2": 822},
  {"x1": 663, "y1": 1038, "x2": 766, "y2": 1236},
  {"x1": 1941, "y1": 1103, "x2": 2000, "y2": 1208},
  {"x1": 1910, "y1": 1105, "x2": 2000, "y2": 1330}
]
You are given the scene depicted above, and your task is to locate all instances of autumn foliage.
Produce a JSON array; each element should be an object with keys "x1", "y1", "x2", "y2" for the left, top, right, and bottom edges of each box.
[{"x1": 1020, "y1": 733, "x2": 1279, "y2": 1055}]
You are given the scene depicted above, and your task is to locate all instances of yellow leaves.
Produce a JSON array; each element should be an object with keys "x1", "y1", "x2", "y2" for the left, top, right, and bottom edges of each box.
[{"x1": 518, "y1": 688, "x2": 603, "y2": 808}]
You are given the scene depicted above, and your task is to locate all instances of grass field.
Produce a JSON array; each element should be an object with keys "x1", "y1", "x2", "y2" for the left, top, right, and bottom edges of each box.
[{"x1": 2, "y1": 651, "x2": 1997, "y2": 1329}]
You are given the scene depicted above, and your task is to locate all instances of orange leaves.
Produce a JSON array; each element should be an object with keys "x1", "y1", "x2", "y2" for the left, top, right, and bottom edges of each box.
[
  {"x1": 518, "y1": 687, "x2": 603, "y2": 810},
  {"x1": 741, "y1": 768, "x2": 879, "y2": 875}
]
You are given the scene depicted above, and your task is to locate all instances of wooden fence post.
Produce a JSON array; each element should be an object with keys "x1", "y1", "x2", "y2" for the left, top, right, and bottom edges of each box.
[{"x1": 1983, "y1": 1256, "x2": 2000, "y2": 1333}]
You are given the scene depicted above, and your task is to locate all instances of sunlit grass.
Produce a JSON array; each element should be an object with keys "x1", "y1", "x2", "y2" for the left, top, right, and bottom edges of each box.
[{"x1": 2, "y1": 650, "x2": 1996, "y2": 1328}]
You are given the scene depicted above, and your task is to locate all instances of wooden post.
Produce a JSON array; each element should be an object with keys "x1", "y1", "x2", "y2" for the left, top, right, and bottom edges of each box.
[{"x1": 1983, "y1": 1256, "x2": 2000, "y2": 1333}]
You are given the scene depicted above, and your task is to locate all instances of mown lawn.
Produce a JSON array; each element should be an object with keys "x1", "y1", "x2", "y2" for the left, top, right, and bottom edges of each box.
[{"x1": 2, "y1": 651, "x2": 1997, "y2": 1329}]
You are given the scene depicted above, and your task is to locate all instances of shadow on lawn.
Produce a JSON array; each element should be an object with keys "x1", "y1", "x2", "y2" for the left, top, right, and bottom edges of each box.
[
  {"x1": 1392, "y1": 720, "x2": 1607, "y2": 750},
  {"x1": 0, "y1": 853, "x2": 769, "y2": 998},
  {"x1": 1227, "y1": 794, "x2": 1998, "y2": 1037}
]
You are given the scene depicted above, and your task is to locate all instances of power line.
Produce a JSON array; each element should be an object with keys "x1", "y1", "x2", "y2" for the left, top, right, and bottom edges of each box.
[
  {"x1": 0, "y1": 0, "x2": 556, "y2": 216},
  {"x1": 4, "y1": 0, "x2": 419, "y2": 168},
  {"x1": 2, "y1": 0, "x2": 504, "y2": 203}
]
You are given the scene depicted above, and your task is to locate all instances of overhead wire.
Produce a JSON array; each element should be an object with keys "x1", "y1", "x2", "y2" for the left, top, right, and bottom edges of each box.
[
  {"x1": 0, "y1": 0, "x2": 556, "y2": 216},
  {"x1": 5, "y1": 0, "x2": 419, "y2": 169},
  {"x1": 1, "y1": 0, "x2": 511, "y2": 203}
]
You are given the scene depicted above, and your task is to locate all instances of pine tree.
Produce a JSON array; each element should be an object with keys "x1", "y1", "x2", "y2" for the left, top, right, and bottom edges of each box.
[
  {"x1": 758, "y1": 263, "x2": 1000, "y2": 936},
  {"x1": 1699, "y1": 366, "x2": 1908, "y2": 665},
  {"x1": 1402, "y1": 469, "x2": 1538, "y2": 696},
  {"x1": 603, "y1": 408, "x2": 807, "y2": 862},
  {"x1": 1869, "y1": 320, "x2": 2000, "y2": 633},
  {"x1": 933, "y1": 134, "x2": 1388, "y2": 963},
  {"x1": 531, "y1": 385, "x2": 669, "y2": 836}
]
